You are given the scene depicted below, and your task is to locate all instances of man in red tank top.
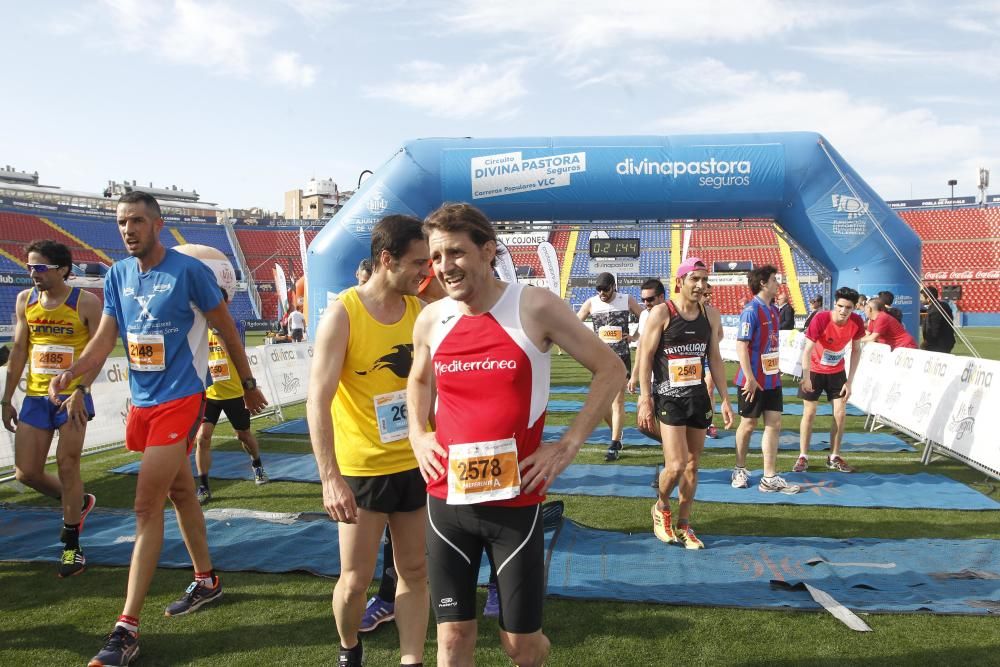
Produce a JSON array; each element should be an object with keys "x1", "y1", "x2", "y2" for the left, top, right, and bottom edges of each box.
[{"x1": 407, "y1": 203, "x2": 622, "y2": 667}]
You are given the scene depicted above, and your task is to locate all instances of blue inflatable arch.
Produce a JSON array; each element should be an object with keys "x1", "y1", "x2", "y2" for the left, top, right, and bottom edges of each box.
[{"x1": 308, "y1": 133, "x2": 921, "y2": 332}]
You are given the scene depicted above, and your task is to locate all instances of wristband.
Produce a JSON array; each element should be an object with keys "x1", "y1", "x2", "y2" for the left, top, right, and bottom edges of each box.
[
  {"x1": 74, "y1": 385, "x2": 91, "y2": 395},
  {"x1": 0, "y1": 399, "x2": 9, "y2": 407}
]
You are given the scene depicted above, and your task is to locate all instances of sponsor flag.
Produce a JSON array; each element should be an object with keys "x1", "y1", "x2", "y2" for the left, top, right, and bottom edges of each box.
[
  {"x1": 681, "y1": 224, "x2": 692, "y2": 261},
  {"x1": 537, "y1": 241, "x2": 561, "y2": 297},
  {"x1": 495, "y1": 239, "x2": 518, "y2": 284},
  {"x1": 274, "y1": 263, "x2": 289, "y2": 320}
]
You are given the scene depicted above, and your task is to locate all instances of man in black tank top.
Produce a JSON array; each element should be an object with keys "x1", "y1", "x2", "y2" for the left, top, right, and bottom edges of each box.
[{"x1": 636, "y1": 258, "x2": 733, "y2": 549}]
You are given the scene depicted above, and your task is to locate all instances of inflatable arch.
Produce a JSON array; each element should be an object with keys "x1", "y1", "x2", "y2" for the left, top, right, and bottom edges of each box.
[{"x1": 308, "y1": 133, "x2": 921, "y2": 332}]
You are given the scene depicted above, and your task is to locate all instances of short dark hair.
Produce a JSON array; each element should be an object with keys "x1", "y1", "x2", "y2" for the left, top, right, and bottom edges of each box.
[
  {"x1": 867, "y1": 297, "x2": 886, "y2": 312},
  {"x1": 835, "y1": 286, "x2": 861, "y2": 306},
  {"x1": 925, "y1": 285, "x2": 939, "y2": 299},
  {"x1": 370, "y1": 215, "x2": 425, "y2": 268},
  {"x1": 26, "y1": 240, "x2": 72, "y2": 279},
  {"x1": 810, "y1": 295, "x2": 823, "y2": 306},
  {"x1": 117, "y1": 190, "x2": 162, "y2": 219},
  {"x1": 423, "y1": 202, "x2": 501, "y2": 268},
  {"x1": 877, "y1": 290, "x2": 895, "y2": 305},
  {"x1": 640, "y1": 278, "x2": 664, "y2": 296},
  {"x1": 595, "y1": 272, "x2": 615, "y2": 290},
  {"x1": 357, "y1": 259, "x2": 372, "y2": 274},
  {"x1": 746, "y1": 264, "x2": 778, "y2": 295}
]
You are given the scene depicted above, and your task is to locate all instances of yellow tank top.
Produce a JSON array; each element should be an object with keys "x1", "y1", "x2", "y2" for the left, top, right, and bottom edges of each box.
[
  {"x1": 205, "y1": 329, "x2": 244, "y2": 401},
  {"x1": 25, "y1": 287, "x2": 90, "y2": 396},
  {"x1": 332, "y1": 287, "x2": 421, "y2": 476}
]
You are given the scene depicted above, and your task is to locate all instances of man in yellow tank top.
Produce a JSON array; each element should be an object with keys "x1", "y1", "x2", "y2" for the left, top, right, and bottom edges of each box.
[
  {"x1": 306, "y1": 215, "x2": 430, "y2": 667},
  {"x1": 193, "y1": 289, "x2": 268, "y2": 504},
  {"x1": 2, "y1": 240, "x2": 102, "y2": 577}
]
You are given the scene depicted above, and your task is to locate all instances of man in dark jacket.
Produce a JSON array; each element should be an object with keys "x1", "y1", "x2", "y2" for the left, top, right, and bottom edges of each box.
[
  {"x1": 776, "y1": 293, "x2": 795, "y2": 330},
  {"x1": 921, "y1": 286, "x2": 956, "y2": 353}
]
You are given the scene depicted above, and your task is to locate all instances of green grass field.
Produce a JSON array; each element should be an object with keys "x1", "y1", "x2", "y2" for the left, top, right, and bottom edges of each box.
[{"x1": 2, "y1": 331, "x2": 999, "y2": 665}]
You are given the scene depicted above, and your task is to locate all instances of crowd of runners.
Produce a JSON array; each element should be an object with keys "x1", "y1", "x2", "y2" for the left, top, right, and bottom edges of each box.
[{"x1": 4, "y1": 194, "x2": 898, "y2": 666}]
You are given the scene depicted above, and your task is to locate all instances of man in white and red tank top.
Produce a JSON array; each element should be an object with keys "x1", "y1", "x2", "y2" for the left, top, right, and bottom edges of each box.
[
  {"x1": 636, "y1": 257, "x2": 734, "y2": 550},
  {"x1": 408, "y1": 203, "x2": 622, "y2": 667}
]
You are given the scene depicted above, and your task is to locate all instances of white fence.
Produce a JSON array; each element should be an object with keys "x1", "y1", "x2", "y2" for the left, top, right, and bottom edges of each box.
[
  {"x1": 4, "y1": 334, "x2": 997, "y2": 480},
  {"x1": 1, "y1": 342, "x2": 313, "y2": 471}
]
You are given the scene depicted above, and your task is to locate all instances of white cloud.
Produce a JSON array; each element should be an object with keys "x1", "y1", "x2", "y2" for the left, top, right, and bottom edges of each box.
[
  {"x1": 364, "y1": 60, "x2": 528, "y2": 119},
  {"x1": 791, "y1": 39, "x2": 1000, "y2": 79},
  {"x1": 650, "y1": 58, "x2": 990, "y2": 199},
  {"x1": 282, "y1": 0, "x2": 350, "y2": 22},
  {"x1": 269, "y1": 52, "x2": 318, "y2": 87},
  {"x1": 50, "y1": 0, "x2": 320, "y2": 88},
  {"x1": 160, "y1": 0, "x2": 273, "y2": 76},
  {"x1": 447, "y1": 0, "x2": 851, "y2": 57}
]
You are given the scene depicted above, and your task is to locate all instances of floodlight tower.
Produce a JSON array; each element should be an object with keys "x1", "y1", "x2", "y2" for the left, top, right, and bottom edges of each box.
[
  {"x1": 979, "y1": 168, "x2": 990, "y2": 207},
  {"x1": 947, "y1": 179, "x2": 958, "y2": 210}
]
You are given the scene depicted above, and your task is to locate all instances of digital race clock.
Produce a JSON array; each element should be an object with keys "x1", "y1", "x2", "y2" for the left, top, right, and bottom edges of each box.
[{"x1": 589, "y1": 237, "x2": 640, "y2": 258}]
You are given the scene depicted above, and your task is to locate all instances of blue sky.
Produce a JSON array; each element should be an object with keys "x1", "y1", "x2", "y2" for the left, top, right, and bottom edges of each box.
[{"x1": 2, "y1": 0, "x2": 997, "y2": 213}]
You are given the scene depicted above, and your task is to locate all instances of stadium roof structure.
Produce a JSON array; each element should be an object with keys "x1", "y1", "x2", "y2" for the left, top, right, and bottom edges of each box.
[
  {"x1": 308, "y1": 133, "x2": 921, "y2": 332},
  {"x1": 0, "y1": 180, "x2": 222, "y2": 213}
]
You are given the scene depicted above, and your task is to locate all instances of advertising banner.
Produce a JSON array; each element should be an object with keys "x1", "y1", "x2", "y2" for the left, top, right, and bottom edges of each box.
[
  {"x1": 443, "y1": 144, "x2": 785, "y2": 206},
  {"x1": 537, "y1": 241, "x2": 561, "y2": 297}
]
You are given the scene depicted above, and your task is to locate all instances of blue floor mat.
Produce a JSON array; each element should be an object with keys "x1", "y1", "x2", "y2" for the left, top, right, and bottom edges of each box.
[
  {"x1": 2, "y1": 505, "x2": 996, "y2": 614},
  {"x1": 542, "y1": 426, "x2": 916, "y2": 452},
  {"x1": 0, "y1": 504, "x2": 530, "y2": 583},
  {"x1": 547, "y1": 520, "x2": 1000, "y2": 615},
  {"x1": 547, "y1": 399, "x2": 864, "y2": 417},
  {"x1": 552, "y1": 385, "x2": 802, "y2": 398},
  {"x1": 549, "y1": 464, "x2": 1000, "y2": 510},
  {"x1": 112, "y1": 454, "x2": 996, "y2": 510},
  {"x1": 260, "y1": 418, "x2": 310, "y2": 435}
]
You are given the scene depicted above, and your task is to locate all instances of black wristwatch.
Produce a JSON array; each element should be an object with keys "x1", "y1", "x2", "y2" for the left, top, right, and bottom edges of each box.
[
  {"x1": 74, "y1": 385, "x2": 91, "y2": 395},
  {"x1": 241, "y1": 377, "x2": 258, "y2": 391}
]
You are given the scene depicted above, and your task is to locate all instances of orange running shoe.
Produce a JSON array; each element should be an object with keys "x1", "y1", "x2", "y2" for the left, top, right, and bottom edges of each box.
[{"x1": 651, "y1": 503, "x2": 678, "y2": 544}]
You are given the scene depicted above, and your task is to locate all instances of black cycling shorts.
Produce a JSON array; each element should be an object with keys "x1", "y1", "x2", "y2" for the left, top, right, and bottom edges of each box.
[
  {"x1": 203, "y1": 397, "x2": 251, "y2": 431},
  {"x1": 655, "y1": 389, "x2": 713, "y2": 429},
  {"x1": 343, "y1": 468, "x2": 426, "y2": 514},
  {"x1": 738, "y1": 386, "x2": 784, "y2": 419},
  {"x1": 426, "y1": 494, "x2": 544, "y2": 634},
  {"x1": 799, "y1": 370, "x2": 847, "y2": 402}
]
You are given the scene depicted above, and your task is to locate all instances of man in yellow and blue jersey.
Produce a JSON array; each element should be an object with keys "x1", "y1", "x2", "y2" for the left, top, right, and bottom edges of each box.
[{"x1": 2, "y1": 240, "x2": 102, "y2": 577}]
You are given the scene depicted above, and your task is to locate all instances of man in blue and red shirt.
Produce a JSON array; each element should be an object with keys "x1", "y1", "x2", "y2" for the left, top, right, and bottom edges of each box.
[{"x1": 731, "y1": 266, "x2": 800, "y2": 494}]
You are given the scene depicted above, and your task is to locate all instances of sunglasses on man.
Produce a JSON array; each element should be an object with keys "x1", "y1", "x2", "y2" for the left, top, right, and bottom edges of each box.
[
  {"x1": 595, "y1": 286, "x2": 613, "y2": 294},
  {"x1": 27, "y1": 263, "x2": 61, "y2": 273},
  {"x1": 641, "y1": 295, "x2": 659, "y2": 304}
]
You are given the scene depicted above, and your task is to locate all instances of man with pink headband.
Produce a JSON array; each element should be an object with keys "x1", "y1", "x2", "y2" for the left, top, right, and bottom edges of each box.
[{"x1": 636, "y1": 257, "x2": 733, "y2": 549}]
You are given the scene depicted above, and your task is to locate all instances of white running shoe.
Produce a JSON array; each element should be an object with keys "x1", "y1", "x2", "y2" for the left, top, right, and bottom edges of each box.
[
  {"x1": 759, "y1": 475, "x2": 801, "y2": 495},
  {"x1": 731, "y1": 466, "x2": 751, "y2": 489}
]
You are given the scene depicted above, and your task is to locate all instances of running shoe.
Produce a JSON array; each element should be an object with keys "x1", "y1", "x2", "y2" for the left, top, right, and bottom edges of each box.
[
  {"x1": 758, "y1": 475, "x2": 801, "y2": 495},
  {"x1": 164, "y1": 577, "x2": 223, "y2": 616},
  {"x1": 706, "y1": 425, "x2": 719, "y2": 439},
  {"x1": 827, "y1": 455, "x2": 856, "y2": 473},
  {"x1": 651, "y1": 503, "x2": 678, "y2": 544},
  {"x1": 676, "y1": 525, "x2": 705, "y2": 550},
  {"x1": 252, "y1": 465, "x2": 269, "y2": 485},
  {"x1": 88, "y1": 625, "x2": 139, "y2": 667},
  {"x1": 483, "y1": 582, "x2": 499, "y2": 618},
  {"x1": 58, "y1": 546, "x2": 86, "y2": 578},
  {"x1": 338, "y1": 640, "x2": 363, "y2": 667},
  {"x1": 358, "y1": 595, "x2": 394, "y2": 632},
  {"x1": 80, "y1": 492, "x2": 97, "y2": 533},
  {"x1": 730, "y1": 466, "x2": 751, "y2": 489},
  {"x1": 197, "y1": 485, "x2": 212, "y2": 505},
  {"x1": 792, "y1": 456, "x2": 809, "y2": 473},
  {"x1": 604, "y1": 440, "x2": 622, "y2": 462}
]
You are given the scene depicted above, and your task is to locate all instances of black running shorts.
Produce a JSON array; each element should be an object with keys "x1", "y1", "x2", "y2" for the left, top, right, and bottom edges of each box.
[
  {"x1": 737, "y1": 386, "x2": 784, "y2": 419},
  {"x1": 798, "y1": 370, "x2": 847, "y2": 402},
  {"x1": 202, "y1": 397, "x2": 251, "y2": 431},
  {"x1": 343, "y1": 468, "x2": 426, "y2": 514},
  {"x1": 426, "y1": 494, "x2": 544, "y2": 634},
  {"x1": 655, "y1": 390, "x2": 713, "y2": 429}
]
